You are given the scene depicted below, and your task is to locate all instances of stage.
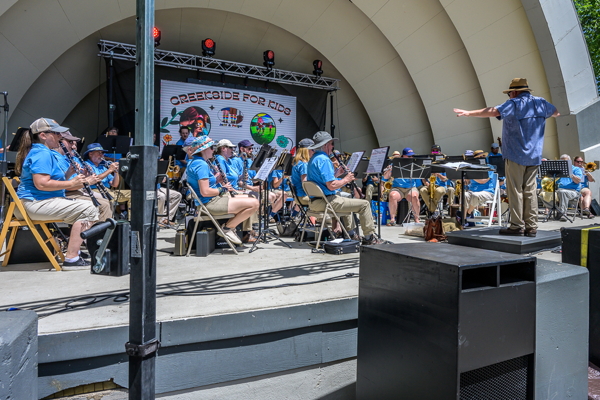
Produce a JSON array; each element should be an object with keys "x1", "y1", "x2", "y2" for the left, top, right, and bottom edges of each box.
[{"x1": 0, "y1": 216, "x2": 593, "y2": 399}]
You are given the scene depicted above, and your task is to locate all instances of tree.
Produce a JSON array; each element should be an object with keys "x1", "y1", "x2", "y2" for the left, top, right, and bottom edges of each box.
[{"x1": 574, "y1": 0, "x2": 600, "y2": 93}]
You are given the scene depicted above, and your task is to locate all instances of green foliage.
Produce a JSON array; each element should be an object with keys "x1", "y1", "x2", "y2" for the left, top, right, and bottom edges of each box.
[{"x1": 574, "y1": 0, "x2": 600, "y2": 93}]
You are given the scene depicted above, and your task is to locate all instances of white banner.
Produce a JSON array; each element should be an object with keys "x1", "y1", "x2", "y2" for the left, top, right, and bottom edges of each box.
[{"x1": 159, "y1": 80, "x2": 297, "y2": 152}]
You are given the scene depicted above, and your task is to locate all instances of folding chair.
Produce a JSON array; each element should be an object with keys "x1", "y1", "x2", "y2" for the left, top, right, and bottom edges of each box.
[
  {"x1": 301, "y1": 181, "x2": 352, "y2": 249},
  {"x1": 184, "y1": 183, "x2": 239, "y2": 256},
  {"x1": 0, "y1": 177, "x2": 64, "y2": 271}
]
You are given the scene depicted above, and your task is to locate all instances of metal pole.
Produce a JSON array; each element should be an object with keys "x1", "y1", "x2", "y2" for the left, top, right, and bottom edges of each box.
[
  {"x1": 107, "y1": 57, "x2": 115, "y2": 128},
  {"x1": 329, "y1": 92, "x2": 335, "y2": 137},
  {"x1": 128, "y1": 0, "x2": 158, "y2": 398}
]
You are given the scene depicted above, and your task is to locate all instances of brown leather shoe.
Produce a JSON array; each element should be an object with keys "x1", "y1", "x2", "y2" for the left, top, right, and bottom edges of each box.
[
  {"x1": 524, "y1": 228, "x2": 537, "y2": 237},
  {"x1": 499, "y1": 227, "x2": 524, "y2": 236}
]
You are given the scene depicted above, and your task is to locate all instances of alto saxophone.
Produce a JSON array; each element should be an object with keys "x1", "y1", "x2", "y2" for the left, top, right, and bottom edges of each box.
[{"x1": 429, "y1": 174, "x2": 436, "y2": 200}]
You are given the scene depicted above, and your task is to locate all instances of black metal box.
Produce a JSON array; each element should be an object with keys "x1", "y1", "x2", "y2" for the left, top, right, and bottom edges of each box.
[
  {"x1": 86, "y1": 221, "x2": 131, "y2": 276},
  {"x1": 357, "y1": 243, "x2": 536, "y2": 399},
  {"x1": 561, "y1": 224, "x2": 600, "y2": 366}
]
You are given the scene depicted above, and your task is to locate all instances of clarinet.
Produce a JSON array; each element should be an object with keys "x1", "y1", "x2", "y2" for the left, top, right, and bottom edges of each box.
[
  {"x1": 210, "y1": 157, "x2": 237, "y2": 197},
  {"x1": 71, "y1": 149, "x2": 114, "y2": 201},
  {"x1": 240, "y1": 153, "x2": 249, "y2": 190},
  {"x1": 58, "y1": 142, "x2": 100, "y2": 207},
  {"x1": 332, "y1": 152, "x2": 364, "y2": 199}
]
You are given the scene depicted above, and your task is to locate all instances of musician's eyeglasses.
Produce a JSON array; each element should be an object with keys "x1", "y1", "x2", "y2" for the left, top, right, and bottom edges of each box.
[
  {"x1": 575, "y1": 160, "x2": 583, "y2": 163},
  {"x1": 44, "y1": 131, "x2": 61, "y2": 135}
]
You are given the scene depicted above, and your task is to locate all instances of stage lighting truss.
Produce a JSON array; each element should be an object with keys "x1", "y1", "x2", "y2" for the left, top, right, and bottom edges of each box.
[{"x1": 98, "y1": 40, "x2": 339, "y2": 91}]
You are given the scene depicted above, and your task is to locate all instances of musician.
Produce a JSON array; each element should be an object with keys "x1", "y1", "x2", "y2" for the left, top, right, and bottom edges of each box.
[
  {"x1": 84, "y1": 143, "x2": 131, "y2": 218},
  {"x1": 419, "y1": 172, "x2": 454, "y2": 215},
  {"x1": 382, "y1": 148, "x2": 422, "y2": 225},
  {"x1": 187, "y1": 136, "x2": 259, "y2": 245},
  {"x1": 307, "y1": 131, "x2": 383, "y2": 245},
  {"x1": 490, "y1": 143, "x2": 502, "y2": 157},
  {"x1": 361, "y1": 174, "x2": 379, "y2": 203},
  {"x1": 555, "y1": 154, "x2": 583, "y2": 220},
  {"x1": 464, "y1": 170, "x2": 495, "y2": 216},
  {"x1": 15, "y1": 118, "x2": 99, "y2": 268},
  {"x1": 291, "y1": 139, "x2": 315, "y2": 205},
  {"x1": 574, "y1": 156, "x2": 596, "y2": 218},
  {"x1": 56, "y1": 132, "x2": 113, "y2": 222}
]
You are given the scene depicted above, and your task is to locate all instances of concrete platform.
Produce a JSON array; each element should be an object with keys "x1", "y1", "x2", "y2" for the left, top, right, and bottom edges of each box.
[
  {"x1": 0, "y1": 215, "x2": 593, "y2": 398},
  {"x1": 446, "y1": 226, "x2": 562, "y2": 254}
]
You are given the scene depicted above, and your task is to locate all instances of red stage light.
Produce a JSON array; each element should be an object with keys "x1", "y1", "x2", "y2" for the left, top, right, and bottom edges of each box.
[
  {"x1": 202, "y1": 38, "x2": 216, "y2": 57},
  {"x1": 313, "y1": 59, "x2": 323, "y2": 77},
  {"x1": 263, "y1": 50, "x2": 275, "y2": 70},
  {"x1": 153, "y1": 27, "x2": 161, "y2": 47}
]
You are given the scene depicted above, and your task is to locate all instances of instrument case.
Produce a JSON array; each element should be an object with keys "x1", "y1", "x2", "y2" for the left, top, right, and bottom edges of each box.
[{"x1": 323, "y1": 239, "x2": 361, "y2": 255}]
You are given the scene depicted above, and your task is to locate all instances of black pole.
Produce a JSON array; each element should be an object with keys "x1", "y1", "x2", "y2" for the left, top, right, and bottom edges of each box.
[
  {"x1": 128, "y1": 0, "x2": 158, "y2": 398},
  {"x1": 107, "y1": 57, "x2": 115, "y2": 128},
  {"x1": 329, "y1": 92, "x2": 335, "y2": 137}
]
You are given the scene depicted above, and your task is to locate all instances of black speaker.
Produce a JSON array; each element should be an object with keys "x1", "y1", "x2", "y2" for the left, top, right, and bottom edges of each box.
[
  {"x1": 357, "y1": 243, "x2": 536, "y2": 399},
  {"x1": 86, "y1": 221, "x2": 130, "y2": 276}
]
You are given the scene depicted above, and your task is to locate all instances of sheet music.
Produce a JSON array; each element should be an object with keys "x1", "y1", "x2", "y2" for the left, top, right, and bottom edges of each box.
[
  {"x1": 346, "y1": 151, "x2": 364, "y2": 173},
  {"x1": 366, "y1": 147, "x2": 389, "y2": 174},
  {"x1": 255, "y1": 157, "x2": 277, "y2": 181},
  {"x1": 435, "y1": 162, "x2": 490, "y2": 170}
]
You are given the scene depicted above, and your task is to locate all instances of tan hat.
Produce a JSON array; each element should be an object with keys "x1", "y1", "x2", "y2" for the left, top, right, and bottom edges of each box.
[
  {"x1": 392, "y1": 150, "x2": 401, "y2": 156},
  {"x1": 30, "y1": 118, "x2": 69, "y2": 134},
  {"x1": 473, "y1": 150, "x2": 488, "y2": 158},
  {"x1": 217, "y1": 139, "x2": 235, "y2": 148},
  {"x1": 60, "y1": 131, "x2": 81, "y2": 141},
  {"x1": 502, "y1": 78, "x2": 533, "y2": 94}
]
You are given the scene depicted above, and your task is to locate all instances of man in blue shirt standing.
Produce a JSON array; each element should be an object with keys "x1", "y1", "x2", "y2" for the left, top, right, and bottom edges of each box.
[
  {"x1": 307, "y1": 131, "x2": 383, "y2": 245},
  {"x1": 454, "y1": 78, "x2": 559, "y2": 237}
]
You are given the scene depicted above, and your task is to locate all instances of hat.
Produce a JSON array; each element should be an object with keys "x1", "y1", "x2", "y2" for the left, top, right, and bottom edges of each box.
[
  {"x1": 192, "y1": 137, "x2": 215, "y2": 155},
  {"x1": 83, "y1": 143, "x2": 108, "y2": 159},
  {"x1": 30, "y1": 118, "x2": 69, "y2": 134},
  {"x1": 308, "y1": 131, "x2": 338, "y2": 149},
  {"x1": 491, "y1": 143, "x2": 499, "y2": 149},
  {"x1": 464, "y1": 150, "x2": 474, "y2": 157},
  {"x1": 502, "y1": 78, "x2": 533, "y2": 94},
  {"x1": 392, "y1": 150, "x2": 401, "y2": 157},
  {"x1": 60, "y1": 131, "x2": 81, "y2": 142},
  {"x1": 217, "y1": 139, "x2": 235, "y2": 148},
  {"x1": 402, "y1": 148, "x2": 415, "y2": 156},
  {"x1": 431, "y1": 144, "x2": 441, "y2": 151},
  {"x1": 474, "y1": 150, "x2": 488, "y2": 158},
  {"x1": 298, "y1": 138, "x2": 314, "y2": 148},
  {"x1": 238, "y1": 139, "x2": 253, "y2": 148},
  {"x1": 183, "y1": 136, "x2": 196, "y2": 148}
]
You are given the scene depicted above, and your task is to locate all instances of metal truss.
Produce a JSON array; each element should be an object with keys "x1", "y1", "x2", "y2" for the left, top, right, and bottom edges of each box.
[{"x1": 98, "y1": 40, "x2": 340, "y2": 91}]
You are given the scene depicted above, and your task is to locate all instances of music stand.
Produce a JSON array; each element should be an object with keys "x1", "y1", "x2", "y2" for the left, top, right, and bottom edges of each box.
[
  {"x1": 161, "y1": 145, "x2": 183, "y2": 161},
  {"x1": 249, "y1": 156, "x2": 292, "y2": 253},
  {"x1": 367, "y1": 147, "x2": 390, "y2": 236},
  {"x1": 388, "y1": 158, "x2": 431, "y2": 224},
  {"x1": 540, "y1": 160, "x2": 572, "y2": 222},
  {"x1": 487, "y1": 156, "x2": 505, "y2": 177}
]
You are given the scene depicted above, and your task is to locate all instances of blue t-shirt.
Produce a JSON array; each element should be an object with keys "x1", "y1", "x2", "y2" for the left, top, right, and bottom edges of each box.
[
  {"x1": 383, "y1": 177, "x2": 422, "y2": 189},
  {"x1": 291, "y1": 161, "x2": 308, "y2": 197},
  {"x1": 215, "y1": 154, "x2": 240, "y2": 190},
  {"x1": 17, "y1": 144, "x2": 67, "y2": 200},
  {"x1": 558, "y1": 166, "x2": 583, "y2": 191},
  {"x1": 187, "y1": 156, "x2": 218, "y2": 204},
  {"x1": 269, "y1": 169, "x2": 290, "y2": 191},
  {"x1": 434, "y1": 173, "x2": 448, "y2": 188},
  {"x1": 495, "y1": 92, "x2": 556, "y2": 166},
  {"x1": 307, "y1": 150, "x2": 337, "y2": 196},
  {"x1": 85, "y1": 160, "x2": 114, "y2": 189},
  {"x1": 468, "y1": 171, "x2": 495, "y2": 193}
]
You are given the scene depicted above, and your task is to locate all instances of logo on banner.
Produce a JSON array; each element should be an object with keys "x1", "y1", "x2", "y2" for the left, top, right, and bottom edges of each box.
[
  {"x1": 218, "y1": 107, "x2": 244, "y2": 128},
  {"x1": 250, "y1": 113, "x2": 276, "y2": 145},
  {"x1": 160, "y1": 106, "x2": 212, "y2": 137}
]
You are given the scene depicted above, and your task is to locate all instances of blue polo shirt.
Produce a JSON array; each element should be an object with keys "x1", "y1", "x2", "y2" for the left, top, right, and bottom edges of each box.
[
  {"x1": 307, "y1": 150, "x2": 337, "y2": 196},
  {"x1": 269, "y1": 169, "x2": 290, "y2": 191},
  {"x1": 215, "y1": 154, "x2": 240, "y2": 190},
  {"x1": 17, "y1": 144, "x2": 66, "y2": 200},
  {"x1": 291, "y1": 161, "x2": 308, "y2": 197},
  {"x1": 558, "y1": 166, "x2": 583, "y2": 191},
  {"x1": 495, "y1": 92, "x2": 557, "y2": 166},
  {"x1": 187, "y1": 156, "x2": 218, "y2": 204},
  {"x1": 85, "y1": 161, "x2": 114, "y2": 189},
  {"x1": 230, "y1": 156, "x2": 257, "y2": 186},
  {"x1": 383, "y1": 177, "x2": 422, "y2": 189},
  {"x1": 468, "y1": 171, "x2": 495, "y2": 193},
  {"x1": 435, "y1": 173, "x2": 448, "y2": 187}
]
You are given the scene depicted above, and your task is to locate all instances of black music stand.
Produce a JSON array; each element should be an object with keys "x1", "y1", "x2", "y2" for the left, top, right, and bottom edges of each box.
[
  {"x1": 446, "y1": 167, "x2": 492, "y2": 228},
  {"x1": 390, "y1": 158, "x2": 431, "y2": 224},
  {"x1": 249, "y1": 156, "x2": 292, "y2": 253},
  {"x1": 97, "y1": 135, "x2": 131, "y2": 160},
  {"x1": 487, "y1": 155, "x2": 505, "y2": 177},
  {"x1": 366, "y1": 147, "x2": 390, "y2": 237},
  {"x1": 161, "y1": 145, "x2": 185, "y2": 161},
  {"x1": 540, "y1": 160, "x2": 572, "y2": 222}
]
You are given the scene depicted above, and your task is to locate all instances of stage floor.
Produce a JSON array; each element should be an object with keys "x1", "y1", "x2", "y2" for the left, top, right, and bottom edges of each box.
[{"x1": 0, "y1": 216, "x2": 593, "y2": 336}]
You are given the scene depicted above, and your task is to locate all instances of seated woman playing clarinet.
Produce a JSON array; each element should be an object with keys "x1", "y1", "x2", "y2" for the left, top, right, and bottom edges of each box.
[
  {"x1": 15, "y1": 118, "x2": 99, "y2": 268},
  {"x1": 187, "y1": 136, "x2": 259, "y2": 245}
]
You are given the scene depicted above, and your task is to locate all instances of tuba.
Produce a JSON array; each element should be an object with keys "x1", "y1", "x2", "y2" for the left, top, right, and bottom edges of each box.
[
  {"x1": 166, "y1": 156, "x2": 181, "y2": 179},
  {"x1": 541, "y1": 177, "x2": 557, "y2": 192},
  {"x1": 586, "y1": 162, "x2": 598, "y2": 172}
]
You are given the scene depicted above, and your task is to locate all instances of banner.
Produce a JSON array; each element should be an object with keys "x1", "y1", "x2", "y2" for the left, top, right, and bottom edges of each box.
[{"x1": 159, "y1": 80, "x2": 297, "y2": 152}]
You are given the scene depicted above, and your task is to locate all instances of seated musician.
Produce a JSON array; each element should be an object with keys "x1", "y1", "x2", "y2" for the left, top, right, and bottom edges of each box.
[
  {"x1": 56, "y1": 131, "x2": 113, "y2": 222},
  {"x1": 175, "y1": 125, "x2": 191, "y2": 168},
  {"x1": 306, "y1": 131, "x2": 383, "y2": 245},
  {"x1": 419, "y1": 172, "x2": 454, "y2": 216},
  {"x1": 382, "y1": 148, "x2": 422, "y2": 225},
  {"x1": 15, "y1": 118, "x2": 99, "y2": 268},
  {"x1": 187, "y1": 136, "x2": 259, "y2": 245},
  {"x1": 291, "y1": 139, "x2": 315, "y2": 205},
  {"x1": 84, "y1": 143, "x2": 131, "y2": 219},
  {"x1": 555, "y1": 154, "x2": 583, "y2": 220},
  {"x1": 574, "y1": 156, "x2": 596, "y2": 218}
]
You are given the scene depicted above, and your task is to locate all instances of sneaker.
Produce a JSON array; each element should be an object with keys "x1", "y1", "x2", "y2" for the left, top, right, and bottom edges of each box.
[
  {"x1": 218, "y1": 225, "x2": 242, "y2": 245},
  {"x1": 350, "y1": 232, "x2": 361, "y2": 241},
  {"x1": 362, "y1": 234, "x2": 385, "y2": 245},
  {"x1": 79, "y1": 251, "x2": 90, "y2": 260},
  {"x1": 63, "y1": 257, "x2": 90, "y2": 270},
  {"x1": 499, "y1": 227, "x2": 524, "y2": 236},
  {"x1": 524, "y1": 228, "x2": 537, "y2": 237}
]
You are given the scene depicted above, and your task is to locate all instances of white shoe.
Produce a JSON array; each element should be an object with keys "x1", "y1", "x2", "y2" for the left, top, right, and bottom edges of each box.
[{"x1": 218, "y1": 225, "x2": 242, "y2": 245}]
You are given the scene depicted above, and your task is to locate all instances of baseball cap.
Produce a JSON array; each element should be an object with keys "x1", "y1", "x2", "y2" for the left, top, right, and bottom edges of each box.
[
  {"x1": 491, "y1": 143, "x2": 499, "y2": 149},
  {"x1": 402, "y1": 148, "x2": 415, "y2": 156},
  {"x1": 217, "y1": 139, "x2": 235, "y2": 148},
  {"x1": 30, "y1": 118, "x2": 69, "y2": 134},
  {"x1": 60, "y1": 131, "x2": 81, "y2": 142},
  {"x1": 298, "y1": 138, "x2": 315, "y2": 148},
  {"x1": 238, "y1": 139, "x2": 253, "y2": 148}
]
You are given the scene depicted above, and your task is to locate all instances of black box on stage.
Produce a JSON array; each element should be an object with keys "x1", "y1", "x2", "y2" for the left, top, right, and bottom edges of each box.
[
  {"x1": 561, "y1": 224, "x2": 600, "y2": 366},
  {"x1": 186, "y1": 217, "x2": 243, "y2": 250},
  {"x1": 196, "y1": 229, "x2": 216, "y2": 257},
  {"x1": 5, "y1": 226, "x2": 50, "y2": 264},
  {"x1": 86, "y1": 221, "x2": 130, "y2": 276},
  {"x1": 357, "y1": 243, "x2": 536, "y2": 400},
  {"x1": 396, "y1": 198, "x2": 409, "y2": 222}
]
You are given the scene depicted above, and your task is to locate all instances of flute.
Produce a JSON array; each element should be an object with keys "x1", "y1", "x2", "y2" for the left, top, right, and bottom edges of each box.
[
  {"x1": 210, "y1": 157, "x2": 238, "y2": 197},
  {"x1": 58, "y1": 142, "x2": 101, "y2": 207},
  {"x1": 71, "y1": 149, "x2": 114, "y2": 201}
]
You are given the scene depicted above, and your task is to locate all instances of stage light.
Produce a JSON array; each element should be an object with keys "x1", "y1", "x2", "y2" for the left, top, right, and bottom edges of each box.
[
  {"x1": 153, "y1": 27, "x2": 161, "y2": 47},
  {"x1": 263, "y1": 50, "x2": 275, "y2": 71},
  {"x1": 202, "y1": 38, "x2": 216, "y2": 57},
  {"x1": 313, "y1": 60, "x2": 323, "y2": 77}
]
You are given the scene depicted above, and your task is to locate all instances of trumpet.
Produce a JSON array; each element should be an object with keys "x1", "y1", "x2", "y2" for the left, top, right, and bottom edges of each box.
[{"x1": 586, "y1": 162, "x2": 598, "y2": 172}]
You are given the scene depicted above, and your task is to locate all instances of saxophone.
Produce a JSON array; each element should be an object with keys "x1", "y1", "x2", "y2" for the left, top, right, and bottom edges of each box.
[
  {"x1": 455, "y1": 180, "x2": 461, "y2": 198},
  {"x1": 429, "y1": 174, "x2": 436, "y2": 200}
]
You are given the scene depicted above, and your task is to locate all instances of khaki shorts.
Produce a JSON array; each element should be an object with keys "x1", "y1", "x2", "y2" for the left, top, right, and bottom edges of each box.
[
  {"x1": 18, "y1": 197, "x2": 99, "y2": 224},
  {"x1": 204, "y1": 195, "x2": 230, "y2": 215},
  {"x1": 391, "y1": 187, "x2": 418, "y2": 197}
]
